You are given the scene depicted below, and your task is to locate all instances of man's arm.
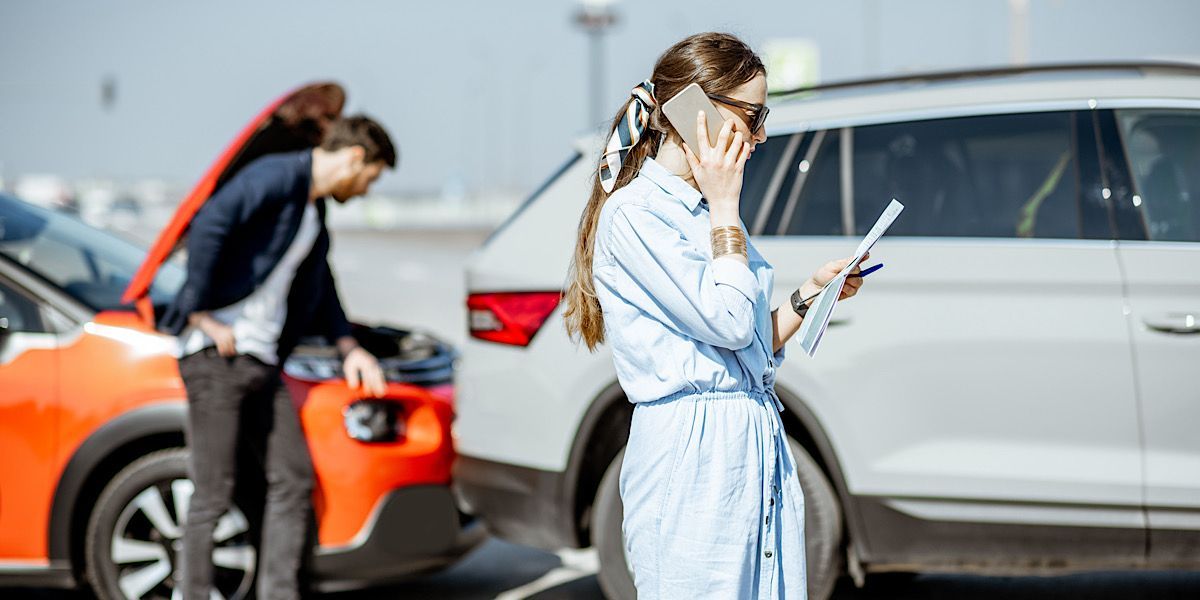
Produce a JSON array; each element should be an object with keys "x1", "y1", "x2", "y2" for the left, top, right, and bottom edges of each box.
[
  {"x1": 319, "y1": 260, "x2": 387, "y2": 397},
  {"x1": 318, "y1": 261, "x2": 354, "y2": 344},
  {"x1": 177, "y1": 189, "x2": 240, "y2": 314},
  {"x1": 182, "y1": 169, "x2": 291, "y2": 314}
]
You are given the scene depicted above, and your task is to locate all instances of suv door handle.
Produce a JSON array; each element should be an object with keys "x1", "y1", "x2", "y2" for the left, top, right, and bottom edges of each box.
[{"x1": 1142, "y1": 312, "x2": 1200, "y2": 335}]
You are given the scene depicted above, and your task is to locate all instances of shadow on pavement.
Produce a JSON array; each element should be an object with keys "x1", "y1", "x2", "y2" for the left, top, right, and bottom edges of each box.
[
  {"x1": 8, "y1": 549, "x2": 1199, "y2": 599},
  {"x1": 321, "y1": 538, "x2": 601, "y2": 600},
  {"x1": 832, "y1": 570, "x2": 1200, "y2": 600}
]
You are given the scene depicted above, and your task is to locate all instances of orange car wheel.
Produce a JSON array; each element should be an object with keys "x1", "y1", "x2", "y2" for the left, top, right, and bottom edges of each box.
[{"x1": 84, "y1": 448, "x2": 258, "y2": 600}]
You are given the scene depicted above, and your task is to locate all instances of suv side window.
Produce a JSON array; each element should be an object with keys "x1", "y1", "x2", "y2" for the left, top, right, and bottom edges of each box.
[
  {"x1": 1115, "y1": 109, "x2": 1200, "y2": 242},
  {"x1": 851, "y1": 112, "x2": 1083, "y2": 239},
  {"x1": 742, "y1": 130, "x2": 843, "y2": 236},
  {"x1": 0, "y1": 278, "x2": 46, "y2": 334}
]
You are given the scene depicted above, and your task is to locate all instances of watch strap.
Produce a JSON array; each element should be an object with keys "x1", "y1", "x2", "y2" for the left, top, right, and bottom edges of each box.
[{"x1": 790, "y1": 288, "x2": 810, "y2": 318}]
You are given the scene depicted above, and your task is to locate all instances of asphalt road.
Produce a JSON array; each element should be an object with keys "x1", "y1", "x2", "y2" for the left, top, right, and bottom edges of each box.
[
  {"x1": 329, "y1": 540, "x2": 1200, "y2": 600},
  {"x1": 13, "y1": 538, "x2": 1200, "y2": 599}
]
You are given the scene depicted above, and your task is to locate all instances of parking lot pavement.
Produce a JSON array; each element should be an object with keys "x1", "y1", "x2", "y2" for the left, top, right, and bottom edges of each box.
[
  {"x1": 8, "y1": 536, "x2": 1200, "y2": 598},
  {"x1": 5, "y1": 539, "x2": 605, "y2": 600},
  {"x1": 336, "y1": 541, "x2": 1200, "y2": 600},
  {"x1": 325, "y1": 539, "x2": 604, "y2": 599},
  {"x1": 836, "y1": 570, "x2": 1200, "y2": 600}
]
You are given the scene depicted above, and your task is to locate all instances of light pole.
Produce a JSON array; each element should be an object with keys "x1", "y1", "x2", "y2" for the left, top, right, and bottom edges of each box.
[
  {"x1": 575, "y1": 0, "x2": 618, "y2": 128},
  {"x1": 1008, "y1": 0, "x2": 1030, "y2": 66},
  {"x1": 101, "y1": 73, "x2": 117, "y2": 112}
]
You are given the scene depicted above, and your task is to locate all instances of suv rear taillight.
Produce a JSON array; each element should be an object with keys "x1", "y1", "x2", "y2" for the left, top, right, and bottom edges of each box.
[{"x1": 467, "y1": 291, "x2": 561, "y2": 347}]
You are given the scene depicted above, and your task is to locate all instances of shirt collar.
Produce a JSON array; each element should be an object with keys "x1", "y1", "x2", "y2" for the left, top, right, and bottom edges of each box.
[{"x1": 639, "y1": 156, "x2": 704, "y2": 212}]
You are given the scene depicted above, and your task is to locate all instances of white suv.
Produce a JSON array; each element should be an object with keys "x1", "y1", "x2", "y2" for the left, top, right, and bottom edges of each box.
[{"x1": 453, "y1": 63, "x2": 1200, "y2": 599}]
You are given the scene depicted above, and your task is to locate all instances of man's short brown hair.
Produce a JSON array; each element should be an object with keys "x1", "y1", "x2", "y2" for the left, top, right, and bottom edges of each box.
[{"x1": 321, "y1": 115, "x2": 397, "y2": 168}]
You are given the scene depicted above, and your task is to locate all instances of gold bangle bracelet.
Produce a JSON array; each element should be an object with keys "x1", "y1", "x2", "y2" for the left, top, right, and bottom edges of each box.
[
  {"x1": 710, "y1": 225, "x2": 747, "y2": 259},
  {"x1": 711, "y1": 227, "x2": 747, "y2": 255}
]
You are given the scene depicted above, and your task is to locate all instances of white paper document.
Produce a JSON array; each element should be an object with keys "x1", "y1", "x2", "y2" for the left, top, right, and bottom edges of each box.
[{"x1": 796, "y1": 199, "x2": 904, "y2": 357}]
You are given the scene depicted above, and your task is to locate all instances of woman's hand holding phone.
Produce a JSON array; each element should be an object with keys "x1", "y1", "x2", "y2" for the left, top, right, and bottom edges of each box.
[{"x1": 682, "y1": 110, "x2": 751, "y2": 227}]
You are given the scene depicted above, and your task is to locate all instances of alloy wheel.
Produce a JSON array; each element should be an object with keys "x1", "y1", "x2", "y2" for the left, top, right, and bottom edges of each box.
[{"x1": 109, "y1": 478, "x2": 256, "y2": 600}]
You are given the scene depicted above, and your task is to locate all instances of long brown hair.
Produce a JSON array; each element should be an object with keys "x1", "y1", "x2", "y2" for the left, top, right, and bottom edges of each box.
[{"x1": 563, "y1": 32, "x2": 766, "y2": 350}]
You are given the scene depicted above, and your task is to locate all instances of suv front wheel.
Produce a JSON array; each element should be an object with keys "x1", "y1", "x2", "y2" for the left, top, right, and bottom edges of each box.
[{"x1": 592, "y1": 438, "x2": 844, "y2": 599}]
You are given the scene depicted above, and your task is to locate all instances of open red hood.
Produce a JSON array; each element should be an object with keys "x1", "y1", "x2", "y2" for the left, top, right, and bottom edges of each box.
[{"x1": 121, "y1": 82, "x2": 345, "y2": 312}]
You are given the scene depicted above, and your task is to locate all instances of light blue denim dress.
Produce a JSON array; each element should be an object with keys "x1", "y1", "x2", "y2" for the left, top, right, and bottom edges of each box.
[{"x1": 593, "y1": 157, "x2": 807, "y2": 599}]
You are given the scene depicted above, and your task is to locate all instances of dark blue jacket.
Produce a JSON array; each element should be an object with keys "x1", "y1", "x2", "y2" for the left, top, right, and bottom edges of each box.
[{"x1": 159, "y1": 150, "x2": 352, "y2": 361}]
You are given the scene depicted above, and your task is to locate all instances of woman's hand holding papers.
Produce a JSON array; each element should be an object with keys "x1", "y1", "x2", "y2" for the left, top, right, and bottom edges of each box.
[
  {"x1": 799, "y1": 252, "x2": 869, "y2": 305},
  {"x1": 771, "y1": 253, "x2": 867, "y2": 354}
]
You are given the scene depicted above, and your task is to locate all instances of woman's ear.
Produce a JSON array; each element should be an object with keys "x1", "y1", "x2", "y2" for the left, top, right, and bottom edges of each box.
[{"x1": 650, "y1": 109, "x2": 670, "y2": 135}]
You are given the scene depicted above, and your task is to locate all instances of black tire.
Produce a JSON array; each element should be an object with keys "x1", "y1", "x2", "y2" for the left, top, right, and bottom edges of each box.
[
  {"x1": 862, "y1": 571, "x2": 919, "y2": 591},
  {"x1": 591, "y1": 439, "x2": 844, "y2": 600},
  {"x1": 788, "y1": 437, "x2": 845, "y2": 600},
  {"x1": 593, "y1": 448, "x2": 635, "y2": 600},
  {"x1": 85, "y1": 448, "x2": 259, "y2": 600}
]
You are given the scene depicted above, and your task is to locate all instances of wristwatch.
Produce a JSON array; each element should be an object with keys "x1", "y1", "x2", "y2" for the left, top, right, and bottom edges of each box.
[{"x1": 790, "y1": 288, "x2": 810, "y2": 319}]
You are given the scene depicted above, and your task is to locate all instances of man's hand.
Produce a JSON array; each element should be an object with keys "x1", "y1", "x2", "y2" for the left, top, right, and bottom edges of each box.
[
  {"x1": 340, "y1": 342, "x2": 387, "y2": 398},
  {"x1": 190, "y1": 312, "x2": 237, "y2": 357}
]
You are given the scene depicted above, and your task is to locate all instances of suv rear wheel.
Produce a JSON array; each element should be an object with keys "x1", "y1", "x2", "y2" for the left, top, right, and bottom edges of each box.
[
  {"x1": 592, "y1": 438, "x2": 844, "y2": 599},
  {"x1": 85, "y1": 448, "x2": 258, "y2": 600}
]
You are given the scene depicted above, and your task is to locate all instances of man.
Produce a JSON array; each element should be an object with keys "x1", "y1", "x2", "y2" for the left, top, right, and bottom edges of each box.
[{"x1": 159, "y1": 116, "x2": 395, "y2": 599}]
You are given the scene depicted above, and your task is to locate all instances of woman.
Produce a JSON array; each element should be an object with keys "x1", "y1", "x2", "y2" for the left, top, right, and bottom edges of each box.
[{"x1": 563, "y1": 33, "x2": 866, "y2": 599}]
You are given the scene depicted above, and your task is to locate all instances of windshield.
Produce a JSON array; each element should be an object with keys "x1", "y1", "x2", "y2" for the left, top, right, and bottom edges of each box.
[{"x1": 0, "y1": 193, "x2": 183, "y2": 311}]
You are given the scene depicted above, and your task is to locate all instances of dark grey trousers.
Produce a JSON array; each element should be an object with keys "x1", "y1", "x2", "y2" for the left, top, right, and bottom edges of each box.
[{"x1": 178, "y1": 348, "x2": 314, "y2": 600}]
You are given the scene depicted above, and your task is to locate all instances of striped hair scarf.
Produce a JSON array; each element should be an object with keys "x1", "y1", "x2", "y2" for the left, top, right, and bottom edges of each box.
[{"x1": 599, "y1": 79, "x2": 658, "y2": 193}]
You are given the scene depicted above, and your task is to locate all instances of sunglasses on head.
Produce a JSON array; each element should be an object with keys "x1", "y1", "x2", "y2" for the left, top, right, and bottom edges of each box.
[{"x1": 706, "y1": 93, "x2": 769, "y2": 136}]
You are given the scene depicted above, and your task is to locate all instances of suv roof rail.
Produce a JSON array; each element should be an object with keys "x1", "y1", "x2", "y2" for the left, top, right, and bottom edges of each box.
[{"x1": 768, "y1": 61, "x2": 1200, "y2": 98}]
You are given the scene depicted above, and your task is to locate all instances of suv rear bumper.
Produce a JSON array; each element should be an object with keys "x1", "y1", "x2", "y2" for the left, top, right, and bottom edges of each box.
[
  {"x1": 452, "y1": 454, "x2": 579, "y2": 551},
  {"x1": 311, "y1": 485, "x2": 484, "y2": 592}
]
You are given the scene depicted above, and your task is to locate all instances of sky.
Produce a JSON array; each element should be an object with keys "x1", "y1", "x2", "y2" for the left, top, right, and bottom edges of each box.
[{"x1": 2, "y1": 0, "x2": 1199, "y2": 195}]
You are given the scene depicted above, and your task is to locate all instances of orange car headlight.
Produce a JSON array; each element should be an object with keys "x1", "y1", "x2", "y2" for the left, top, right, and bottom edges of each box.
[{"x1": 342, "y1": 400, "x2": 407, "y2": 443}]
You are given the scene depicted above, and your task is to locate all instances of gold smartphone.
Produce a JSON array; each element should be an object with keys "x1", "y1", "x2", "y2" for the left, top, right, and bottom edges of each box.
[{"x1": 661, "y1": 82, "x2": 727, "y2": 155}]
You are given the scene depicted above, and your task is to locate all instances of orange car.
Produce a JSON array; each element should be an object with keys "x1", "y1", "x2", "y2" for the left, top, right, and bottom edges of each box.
[{"x1": 0, "y1": 86, "x2": 481, "y2": 599}]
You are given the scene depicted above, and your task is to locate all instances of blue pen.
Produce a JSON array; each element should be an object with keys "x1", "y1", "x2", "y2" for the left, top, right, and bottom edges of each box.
[{"x1": 847, "y1": 263, "x2": 883, "y2": 279}]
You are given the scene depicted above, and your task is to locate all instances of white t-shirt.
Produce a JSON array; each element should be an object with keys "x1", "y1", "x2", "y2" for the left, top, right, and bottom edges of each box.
[{"x1": 176, "y1": 201, "x2": 320, "y2": 365}]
